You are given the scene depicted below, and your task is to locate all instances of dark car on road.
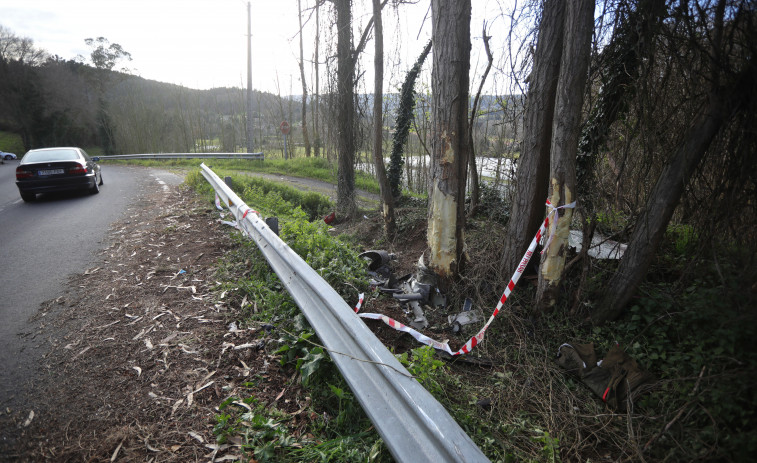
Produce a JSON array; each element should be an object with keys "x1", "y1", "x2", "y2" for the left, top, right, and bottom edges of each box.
[{"x1": 15, "y1": 147, "x2": 103, "y2": 202}]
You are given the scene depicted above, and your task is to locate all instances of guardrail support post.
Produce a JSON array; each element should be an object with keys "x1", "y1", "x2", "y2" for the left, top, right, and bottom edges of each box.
[{"x1": 265, "y1": 217, "x2": 279, "y2": 236}]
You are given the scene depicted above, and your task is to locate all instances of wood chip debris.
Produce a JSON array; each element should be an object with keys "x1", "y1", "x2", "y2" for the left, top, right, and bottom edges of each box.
[
  {"x1": 110, "y1": 438, "x2": 125, "y2": 462},
  {"x1": 231, "y1": 401, "x2": 252, "y2": 411},
  {"x1": 161, "y1": 285, "x2": 197, "y2": 294},
  {"x1": 72, "y1": 346, "x2": 91, "y2": 360},
  {"x1": 22, "y1": 410, "x2": 34, "y2": 427}
]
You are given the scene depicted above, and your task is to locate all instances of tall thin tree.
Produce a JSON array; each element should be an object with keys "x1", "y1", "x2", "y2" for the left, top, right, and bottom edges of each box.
[
  {"x1": 371, "y1": 0, "x2": 395, "y2": 238},
  {"x1": 334, "y1": 0, "x2": 358, "y2": 218},
  {"x1": 467, "y1": 24, "x2": 494, "y2": 217},
  {"x1": 535, "y1": 0, "x2": 594, "y2": 310},
  {"x1": 594, "y1": 0, "x2": 755, "y2": 322},
  {"x1": 500, "y1": 0, "x2": 565, "y2": 276},
  {"x1": 427, "y1": 0, "x2": 471, "y2": 278},
  {"x1": 297, "y1": 0, "x2": 312, "y2": 157},
  {"x1": 314, "y1": 1, "x2": 321, "y2": 157},
  {"x1": 333, "y1": 0, "x2": 387, "y2": 220}
]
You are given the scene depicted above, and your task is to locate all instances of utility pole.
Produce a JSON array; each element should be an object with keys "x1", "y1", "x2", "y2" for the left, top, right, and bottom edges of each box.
[{"x1": 246, "y1": 1, "x2": 254, "y2": 153}]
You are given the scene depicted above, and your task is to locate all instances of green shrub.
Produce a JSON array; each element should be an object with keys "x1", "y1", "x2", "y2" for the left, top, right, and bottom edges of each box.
[
  {"x1": 279, "y1": 215, "x2": 367, "y2": 299},
  {"x1": 588, "y1": 257, "x2": 757, "y2": 461},
  {"x1": 0, "y1": 131, "x2": 24, "y2": 154}
]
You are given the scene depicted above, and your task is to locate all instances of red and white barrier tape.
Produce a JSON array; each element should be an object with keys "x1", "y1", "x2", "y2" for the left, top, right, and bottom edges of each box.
[
  {"x1": 242, "y1": 207, "x2": 259, "y2": 219},
  {"x1": 354, "y1": 293, "x2": 364, "y2": 313},
  {"x1": 541, "y1": 199, "x2": 576, "y2": 255},
  {"x1": 216, "y1": 194, "x2": 262, "y2": 230},
  {"x1": 354, "y1": 199, "x2": 576, "y2": 356}
]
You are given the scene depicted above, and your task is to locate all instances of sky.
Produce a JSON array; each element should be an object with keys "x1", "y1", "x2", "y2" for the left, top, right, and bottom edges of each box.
[{"x1": 0, "y1": 0, "x2": 522, "y2": 95}]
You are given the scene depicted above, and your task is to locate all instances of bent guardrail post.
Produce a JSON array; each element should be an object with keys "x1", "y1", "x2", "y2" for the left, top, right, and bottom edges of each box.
[{"x1": 199, "y1": 163, "x2": 489, "y2": 463}]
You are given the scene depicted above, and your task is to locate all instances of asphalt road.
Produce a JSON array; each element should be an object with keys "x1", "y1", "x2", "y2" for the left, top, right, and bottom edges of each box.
[{"x1": 0, "y1": 162, "x2": 184, "y2": 411}]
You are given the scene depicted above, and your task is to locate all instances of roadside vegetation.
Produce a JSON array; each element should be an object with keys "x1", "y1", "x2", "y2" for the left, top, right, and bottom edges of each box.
[
  {"x1": 3, "y1": 0, "x2": 754, "y2": 459},
  {"x1": 185, "y1": 168, "x2": 756, "y2": 462},
  {"x1": 104, "y1": 157, "x2": 380, "y2": 195},
  {"x1": 0, "y1": 130, "x2": 24, "y2": 154}
]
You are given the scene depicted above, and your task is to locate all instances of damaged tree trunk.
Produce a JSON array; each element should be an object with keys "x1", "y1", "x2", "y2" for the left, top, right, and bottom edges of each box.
[
  {"x1": 535, "y1": 0, "x2": 594, "y2": 311},
  {"x1": 427, "y1": 0, "x2": 471, "y2": 278},
  {"x1": 500, "y1": 0, "x2": 565, "y2": 275}
]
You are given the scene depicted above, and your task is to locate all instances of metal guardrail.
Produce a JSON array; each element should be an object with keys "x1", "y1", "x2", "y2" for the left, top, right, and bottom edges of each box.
[
  {"x1": 104, "y1": 152, "x2": 264, "y2": 160},
  {"x1": 200, "y1": 163, "x2": 489, "y2": 463}
]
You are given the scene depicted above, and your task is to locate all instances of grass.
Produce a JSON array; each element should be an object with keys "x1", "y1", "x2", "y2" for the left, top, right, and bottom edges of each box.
[
  {"x1": 0, "y1": 131, "x2": 24, "y2": 154},
  {"x1": 100, "y1": 155, "x2": 381, "y2": 195},
  {"x1": 0, "y1": 131, "x2": 109, "y2": 157},
  {"x1": 186, "y1": 170, "x2": 385, "y2": 461},
  {"x1": 187, "y1": 169, "x2": 333, "y2": 221},
  {"x1": 185, "y1": 160, "x2": 757, "y2": 462}
]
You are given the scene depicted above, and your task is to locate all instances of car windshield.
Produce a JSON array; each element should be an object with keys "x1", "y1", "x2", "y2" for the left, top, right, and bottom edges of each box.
[{"x1": 23, "y1": 149, "x2": 79, "y2": 162}]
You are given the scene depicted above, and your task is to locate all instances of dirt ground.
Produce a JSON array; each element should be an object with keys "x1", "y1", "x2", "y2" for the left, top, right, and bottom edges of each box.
[{"x1": 0, "y1": 183, "x2": 312, "y2": 462}]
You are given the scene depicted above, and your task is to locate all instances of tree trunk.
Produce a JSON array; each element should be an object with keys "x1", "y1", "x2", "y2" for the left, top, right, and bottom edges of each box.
[
  {"x1": 593, "y1": 86, "x2": 737, "y2": 323},
  {"x1": 500, "y1": 0, "x2": 565, "y2": 275},
  {"x1": 371, "y1": 0, "x2": 396, "y2": 238},
  {"x1": 335, "y1": 0, "x2": 357, "y2": 219},
  {"x1": 535, "y1": 0, "x2": 594, "y2": 311},
  {"x1": 297, "y1": 0, "x2": 312, "y2": 157},
  {"x1": 467, "y1": 26, "x2": 493, "y2": 218},
  {"x1": 389, "y1": 41, "x2": 432, "y2": 199},
  {"x1": 314, "y1": 2, "x2": 320, "y2": 158},
  {"x1": 427, "y1": 0, "x2": 471, "y2": 278}
]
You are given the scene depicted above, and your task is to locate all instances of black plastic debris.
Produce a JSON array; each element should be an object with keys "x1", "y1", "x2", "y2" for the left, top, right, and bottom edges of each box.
[
  {"x1": 359, "y1": 250, "x2": 392, "y2": 271},
  {"x1": 360, "y1": 250, "x2": 398, "y2": 290}
]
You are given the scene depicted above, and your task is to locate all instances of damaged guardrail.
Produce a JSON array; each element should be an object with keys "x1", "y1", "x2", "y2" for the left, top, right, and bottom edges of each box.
[
  {"x1": 105, "y1": 152, "x2": 264, "y2": 160},
  {"x1": 199, "y1": 163, "x2": 489, "y2": 463}
]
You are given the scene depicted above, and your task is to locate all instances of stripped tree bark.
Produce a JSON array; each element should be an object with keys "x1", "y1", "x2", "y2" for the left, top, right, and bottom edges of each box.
[
  {"x1": 427, "y1": 0, "x2": 471, "y2": 278},
  {"x1": 535, "y1": 0, "x2": 594, "y2": 311}
]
